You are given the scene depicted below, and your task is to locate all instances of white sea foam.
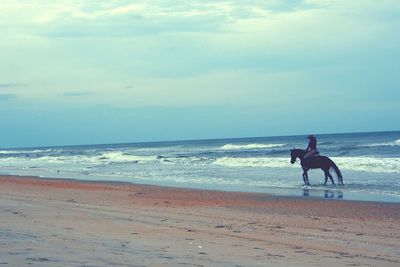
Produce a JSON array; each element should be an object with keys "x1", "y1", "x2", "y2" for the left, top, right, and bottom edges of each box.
[
  {"x1": 31, "y1": 152, "x2": 156, "y2": 164},
  {"x1": 0, "y1": 149, "x2": 54, "y2": 154},
  {"x1": 0, "y1": 152, "x2": 155, "y2": 166},
  {"x1": 98, "y1": 151, "x2": 155, "y2": 163},
  {"x1": 214, "y1": 156, "x2": 400, "y2": 174},
  {"x1": 364, "y1": 139, "x2": 400, "y2": 147},
  {"x1": 214, "y1": 157, "x2": 295, "y2": 168},
  {"x1": 331, "y1": 157, "x2": 400, "y2": 174},
  {"x1": 160, "y1": 156, "x2": 214, "y2": 165},
  {"x1": 17, "y1": 155, "x2": 100, "y2": 165},
  {"x1": 1, "y1": 150, "x2": 400, "y2": 176},
  {"x1": 220, "y1": 143, "x2": 286, "y2": 150}
]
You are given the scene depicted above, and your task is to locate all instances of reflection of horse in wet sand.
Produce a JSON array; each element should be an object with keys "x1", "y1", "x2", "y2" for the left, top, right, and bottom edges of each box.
[
  {"x1": 302, "y1": 189, "x2": 343, "y2": 199},
  {"x1": 290, "y1": 148, "x2": 344, "y2": 186}
]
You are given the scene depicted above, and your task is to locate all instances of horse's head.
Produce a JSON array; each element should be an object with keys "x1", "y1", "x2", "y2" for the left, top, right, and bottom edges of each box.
[
  {"x1": 290, "y1": 148, "x2": 298, "y2": 164},
  {"x1": 290, "y1": 148, "x2": 306, "y2": 164}
]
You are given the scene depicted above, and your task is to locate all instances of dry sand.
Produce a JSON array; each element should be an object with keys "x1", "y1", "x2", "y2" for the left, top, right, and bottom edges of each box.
[{"x1": 0, "y1": 175, "x2": 399, "y2": 266}]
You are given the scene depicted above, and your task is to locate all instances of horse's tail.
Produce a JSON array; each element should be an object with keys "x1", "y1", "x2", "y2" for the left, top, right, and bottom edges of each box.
[{"x1": 329, "y1": 159, "x2": 344, "y2": 185}]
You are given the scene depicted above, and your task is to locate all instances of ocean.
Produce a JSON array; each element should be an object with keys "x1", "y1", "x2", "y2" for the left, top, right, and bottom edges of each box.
[{"x1": 1, "y1": 131, "x2": 399, "y2": 203}]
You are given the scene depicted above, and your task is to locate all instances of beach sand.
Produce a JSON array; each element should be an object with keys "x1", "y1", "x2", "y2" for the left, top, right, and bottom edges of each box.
[{"x1": 0, "y1": 175, "x2": 399, "y2": 266}]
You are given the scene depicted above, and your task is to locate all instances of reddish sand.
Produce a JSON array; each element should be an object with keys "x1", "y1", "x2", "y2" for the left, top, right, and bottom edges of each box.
[{"x1": 1, "y1": 175, "x2": 399, "y2": 266}]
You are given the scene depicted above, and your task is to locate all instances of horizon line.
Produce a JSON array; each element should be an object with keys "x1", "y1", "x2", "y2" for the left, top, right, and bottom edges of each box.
[{"x1": 2, "y1": 129, "x2": 399, "y2": 150}]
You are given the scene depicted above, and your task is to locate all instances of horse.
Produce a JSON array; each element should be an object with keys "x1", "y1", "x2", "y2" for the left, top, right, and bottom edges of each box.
[{"x1": 290, "y1": 148, "x2": 344, "y2": 186}]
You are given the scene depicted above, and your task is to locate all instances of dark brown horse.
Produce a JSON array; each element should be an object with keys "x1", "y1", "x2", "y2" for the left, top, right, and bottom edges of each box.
[{"x1": 290, "y1": 148, "x2": 344, "y2": 186}]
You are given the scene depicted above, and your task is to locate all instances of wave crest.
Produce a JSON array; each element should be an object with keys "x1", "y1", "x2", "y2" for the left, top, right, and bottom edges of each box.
[
  {"x1": 98, "y1": 152, "x2": 155, "y2": 163},
  {"x1": 364, "y1": 139, "x2": 400, "y2": 147},
  {"x1": 0, "y1": 149, "x2": 55, "y2": 154},
  {"x1": 214, "y1": 156, "x2": 400, "y2": 174},
  {"x1": 331, "y1": 157, "x2": 400, "y2": 174},
  {"x1": 220, "y1": 143, "x2": 286, "y2": 150},
  {"x1": 214, "y1": 157, "x2": 293, "y2": 168}
]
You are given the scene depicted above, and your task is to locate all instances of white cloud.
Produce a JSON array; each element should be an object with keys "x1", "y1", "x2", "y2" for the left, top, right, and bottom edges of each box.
[
  {"x1": 0, "y1": 0, "x2": 398, "y2": 109},
  {"x1": 0, "y1": 1, "x2": 318, "y2": 38}
]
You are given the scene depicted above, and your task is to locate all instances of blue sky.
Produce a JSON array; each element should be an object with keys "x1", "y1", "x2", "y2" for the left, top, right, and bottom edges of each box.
[{"x1": 0, "y1": 0, "x2": 399, "y2": 148}]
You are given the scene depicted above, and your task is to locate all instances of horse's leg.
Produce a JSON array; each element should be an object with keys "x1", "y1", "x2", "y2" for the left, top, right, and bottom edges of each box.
[
  {"x1": 304, "y1": 169, "x2": 310, "y2": 186},
  {"x1": 302, "y1": 172, "x2": 307, "y2": 185},
  {"x1": 327, "y1": 172, "x2": 335, "y2": 185},
  {"x1": 323, "y1": 170, "x2": 328, "y2": 185}
]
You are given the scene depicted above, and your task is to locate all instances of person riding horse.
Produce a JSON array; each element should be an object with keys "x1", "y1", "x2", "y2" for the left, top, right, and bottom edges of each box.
[
  {"x1": 290, "y1": 135, "x2": 343, "y2": 185},
  {"x1": 304, "y1": 135, "x2": 319, "y2": 159}
]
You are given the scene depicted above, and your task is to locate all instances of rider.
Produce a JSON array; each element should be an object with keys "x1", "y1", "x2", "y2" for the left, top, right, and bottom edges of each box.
[{"x1": 304, "y1": 135, "x2": 319, "y2": 159}]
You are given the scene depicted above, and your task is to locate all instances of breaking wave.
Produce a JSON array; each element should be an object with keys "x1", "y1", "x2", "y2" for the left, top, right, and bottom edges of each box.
[
  {"x1": 331, "y1": 157, "x2": 400, "y2": 174},
  {"x1": 0, "y1": 149, "x2": 55, "y2": 154},
  {"x1": 364, "y1": 139, "x2": 400, "y2": 147},
  {"x1": 2, "y1": 151, "x2": 400, "y2": 174},
  {"x1": 214, "y1": 156, "x2": 400, "y2": 174},
  {"x1": 220, "y1": 143, "x2": 286, "y2": 150},
  {"x1": 99, "y1": 152, "x2": 155, "y2": 163},
  {"x1": 214, "y1": 157, "x2": 294, "y2": 168},
  {"x1": 0, "y1": 152, "x2": 156, "y2": 166}
]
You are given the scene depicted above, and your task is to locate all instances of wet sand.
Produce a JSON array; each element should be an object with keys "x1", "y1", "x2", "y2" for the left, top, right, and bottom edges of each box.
[{"x1": 0, "y1": 175, "x2": 399, "y2": 266}]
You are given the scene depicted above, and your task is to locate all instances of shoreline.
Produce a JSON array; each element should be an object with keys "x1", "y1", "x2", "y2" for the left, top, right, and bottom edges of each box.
[
  {"x1": 1, "y1": 174, "x2": 400, "y2": 266},
  {"x1": 2, "y1": 174, "x2": 400, "y2": 216},
  {"x1": 2, "y1": 171, "x2": 400, "y2": 204}
]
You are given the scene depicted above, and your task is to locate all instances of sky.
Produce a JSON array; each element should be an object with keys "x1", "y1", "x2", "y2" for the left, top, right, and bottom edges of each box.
[{"x1": 0, "y1": 0, "x2": 399, "y2": 148}]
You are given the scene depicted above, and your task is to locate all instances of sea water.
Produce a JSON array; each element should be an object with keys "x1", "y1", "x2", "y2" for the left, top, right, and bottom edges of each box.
[{"x1": 1, "y1": 131, "x2": 399, "y2": 202}]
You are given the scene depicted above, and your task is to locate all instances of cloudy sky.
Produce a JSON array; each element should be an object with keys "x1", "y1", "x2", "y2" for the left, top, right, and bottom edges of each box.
[{"x1": 0, "y1": 0, "x2": 399, "y2": 148}]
